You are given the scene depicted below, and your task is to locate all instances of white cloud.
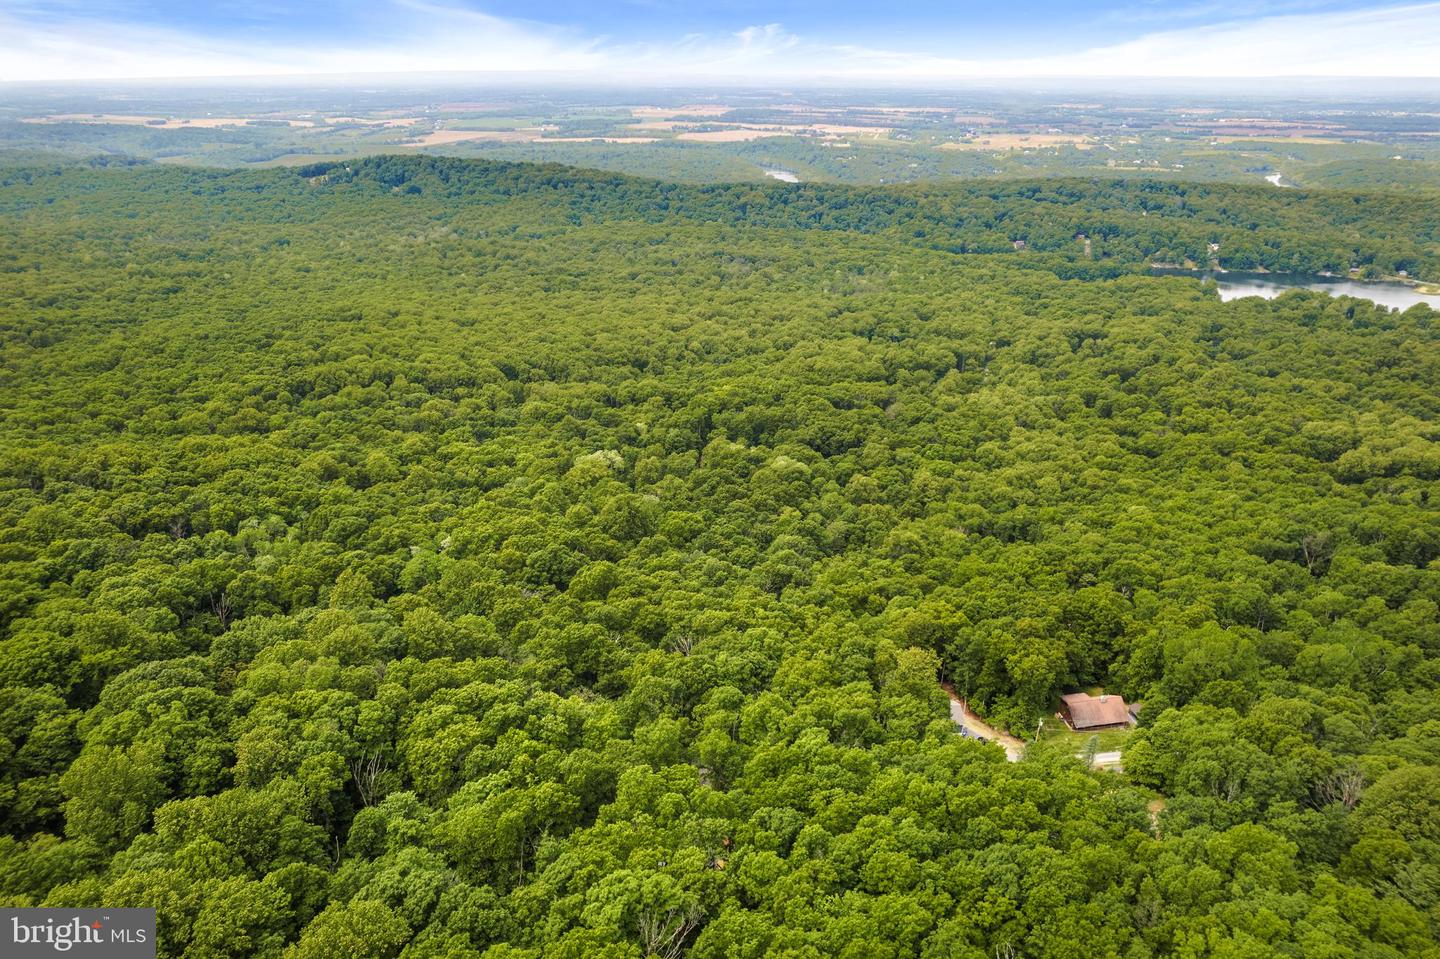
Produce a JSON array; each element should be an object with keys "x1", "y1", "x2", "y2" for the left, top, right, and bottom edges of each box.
[
  {"x1": 995, "y1": 1, "x2": 1440, "y2": 76},
  {"x1": 1, "y1": 1, "x2": 1438, "y2": 82},
  {"x1": 0, "y1": 2, "x2": 609, "y2": 81}
]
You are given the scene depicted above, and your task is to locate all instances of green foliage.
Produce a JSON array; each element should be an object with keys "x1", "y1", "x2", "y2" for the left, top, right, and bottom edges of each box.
[{"x1": 2, "y1": 155, "x2": 1439, "y2": 955}]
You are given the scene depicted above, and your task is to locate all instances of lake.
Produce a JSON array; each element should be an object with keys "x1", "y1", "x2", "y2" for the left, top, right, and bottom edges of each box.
[{"x1": 1150, "y1": 268, "x2": 1440, "y2": 311}]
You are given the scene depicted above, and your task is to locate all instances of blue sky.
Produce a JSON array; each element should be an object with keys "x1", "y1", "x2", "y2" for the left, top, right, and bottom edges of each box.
[{"x1": 2, "y1": 0, "x2": 1439, "y2": 81}]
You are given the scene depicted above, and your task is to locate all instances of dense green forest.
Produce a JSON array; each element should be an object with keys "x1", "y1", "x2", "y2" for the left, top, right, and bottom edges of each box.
[
  {"x1": 6, "y1": 156, "x2": 1440, "y2": 279},
  {"x1": 2, "y1": 156, "x2": 1439, "y2": 957}
]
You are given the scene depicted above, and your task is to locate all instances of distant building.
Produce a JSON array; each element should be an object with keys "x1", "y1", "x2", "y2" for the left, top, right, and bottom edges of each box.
[
  {"x1": 1013, "y1": 239, "x2": 1027, "y2": 250},
  {"x1": 1060, "y1": 692, "x2": 1133, "y2": 731}
]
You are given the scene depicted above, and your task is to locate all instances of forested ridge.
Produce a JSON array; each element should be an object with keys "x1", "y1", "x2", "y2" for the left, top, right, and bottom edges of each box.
[
  {"x1": 2, "y1": 156, "x2": 1440, "y2": 957},
  {"x1": 5, "y1": 155, "x2": 1440, "y2": 279},
  {"x1": 302, "y1": 156, "x2": 1440, "y2": 278}
]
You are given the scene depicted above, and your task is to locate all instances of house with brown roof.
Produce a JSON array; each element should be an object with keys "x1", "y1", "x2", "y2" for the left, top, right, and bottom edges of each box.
[{"x1": 1059, "y1": 692, "x2": 1134, "y2": 731}]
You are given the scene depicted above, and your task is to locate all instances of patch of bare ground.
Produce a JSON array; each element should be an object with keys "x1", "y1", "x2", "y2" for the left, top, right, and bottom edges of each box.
[
  {"x1": 631, "y1": 105, "x2": 733, "y2": 119},
  {"x1": 942, "y1": 134, "x2": 1092, "y2": 150},
  {"x1": 405, "y1": 130, "x2": 537, "y2": 146}
]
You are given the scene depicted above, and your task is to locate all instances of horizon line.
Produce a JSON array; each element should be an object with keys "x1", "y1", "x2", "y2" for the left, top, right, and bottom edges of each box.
[{"x1": 5, "y1": 70, "x2": 1440, "y2": 88}]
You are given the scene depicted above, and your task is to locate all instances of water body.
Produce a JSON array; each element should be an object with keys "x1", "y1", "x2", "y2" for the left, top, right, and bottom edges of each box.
[
  {"x1": 763, "y1": 169, "x2": 799, "y2": 183},
  {"x1": 1151, "y1": 268, "x2": 1440, "y2": 311}
]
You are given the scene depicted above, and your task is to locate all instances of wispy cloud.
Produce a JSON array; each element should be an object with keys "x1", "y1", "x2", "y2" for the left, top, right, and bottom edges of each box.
[
  {"x1": 0, "y1": 0, "x2": 609, "y2": 80},
  {"x1": 1008, "y1": 1, "x2": 1440, "y2": 76},
  {"x1": 1, "y1": 0, "x2": 1437, "y2": 81}
]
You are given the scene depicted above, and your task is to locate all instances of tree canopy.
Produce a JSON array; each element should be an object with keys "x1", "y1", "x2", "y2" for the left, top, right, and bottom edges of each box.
[{"x1": 2, "y1": 156, "x2": 1439, "y2": 957}]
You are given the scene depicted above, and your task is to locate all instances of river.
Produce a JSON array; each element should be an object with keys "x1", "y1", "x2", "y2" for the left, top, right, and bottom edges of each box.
[{"x1": 1150, "y1": 268, "x2": 1440, "y2": 311}]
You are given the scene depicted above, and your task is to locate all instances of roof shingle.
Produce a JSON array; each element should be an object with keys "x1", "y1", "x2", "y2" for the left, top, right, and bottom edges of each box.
[{"x1": 1061, "y1": 692, "x2": 1131, "y2": 729}]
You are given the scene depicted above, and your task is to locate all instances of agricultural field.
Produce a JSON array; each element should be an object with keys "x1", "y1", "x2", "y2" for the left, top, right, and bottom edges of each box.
[{"x1": 5, "y1": 85, "x2": 1439, "y2": 189}]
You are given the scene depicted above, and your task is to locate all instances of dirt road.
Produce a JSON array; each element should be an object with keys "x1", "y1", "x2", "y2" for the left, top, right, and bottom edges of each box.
[{"x1": 940, "y1": 683, "x2": 1026, "y2": 761}]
